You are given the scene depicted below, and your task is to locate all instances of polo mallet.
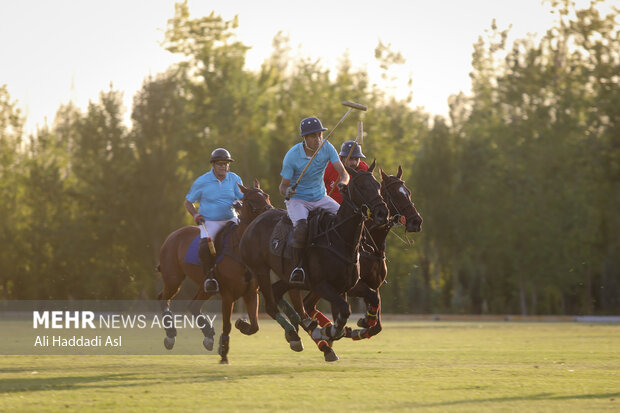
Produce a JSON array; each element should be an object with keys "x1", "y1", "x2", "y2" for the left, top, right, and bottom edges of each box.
[
  {"x1": 289, "y1": 101, "x2": 367, "y2": 195},
  {"x1": 200, "y1": 223, "x2": 216, "y2": 256},
  {"x1": 328, "y1": 120, "x2": 364, "y2": 197}
]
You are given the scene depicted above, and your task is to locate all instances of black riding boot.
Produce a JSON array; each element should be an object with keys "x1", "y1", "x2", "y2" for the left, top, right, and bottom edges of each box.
[
  {"x1": 199, "y1": 238, "x2": 219, "y2": 293},
  {"x1": 289, "y1": 219, "x2": 308, "y2": 285}
]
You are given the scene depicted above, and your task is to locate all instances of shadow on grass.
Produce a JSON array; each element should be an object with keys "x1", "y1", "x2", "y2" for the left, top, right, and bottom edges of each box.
[
  {"x1": 399, "y1": 392, "x2": 620, "y2": 408},
  {"x1": 0, "y1": 364, "x2": 329, "y2": 394}
]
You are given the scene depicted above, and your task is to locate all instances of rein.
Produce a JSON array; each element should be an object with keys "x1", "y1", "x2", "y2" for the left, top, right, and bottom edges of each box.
[{"x1": 310, "y1": 171, "x2": 383, "y2": 265}]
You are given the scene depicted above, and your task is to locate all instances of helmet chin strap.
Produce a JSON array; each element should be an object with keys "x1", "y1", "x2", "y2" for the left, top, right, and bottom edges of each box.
[{"x1": 303, "y1": 137, "x2": 322, "y2": 153}]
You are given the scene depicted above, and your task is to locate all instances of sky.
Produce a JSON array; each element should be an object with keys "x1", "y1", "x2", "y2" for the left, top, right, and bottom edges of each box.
[{"x1": 0, "y1": 0, "x2": 590, "y2": 133}]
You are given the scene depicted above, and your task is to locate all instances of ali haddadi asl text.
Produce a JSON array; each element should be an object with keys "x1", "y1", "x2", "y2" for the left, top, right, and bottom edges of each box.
[{"x1": 34, "y1": 335, "x2": 122, "y2": 347}]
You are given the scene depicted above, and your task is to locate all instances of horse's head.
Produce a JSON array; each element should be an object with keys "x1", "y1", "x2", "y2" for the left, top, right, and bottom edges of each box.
[
  {"x1": 380, "y1": 166, "x2": 422, "y2": 232},
  {"x1": 237, "y1": 179, "x2": 273, "y2": 221},
  {"x1": 342, "y1": 160, "x2": 389, "y2": 225}
]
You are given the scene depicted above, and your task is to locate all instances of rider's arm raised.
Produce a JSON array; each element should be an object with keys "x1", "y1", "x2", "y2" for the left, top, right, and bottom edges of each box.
[{"x1": 332, "y1": 160, "x2": 350, "y2": 187}]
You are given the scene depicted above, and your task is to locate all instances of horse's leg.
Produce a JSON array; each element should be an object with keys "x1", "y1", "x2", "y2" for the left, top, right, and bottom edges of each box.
[
  {"x1": 299, "y1": 290, "x2": 336, "y2": 355},
  {"x1": 272, "y1": 280, "x2": 302, "y2": 328},
  {"x1": 303, "y1": 281, "x2": 353, "y2": 362},
  {"x1": 354, "y1": 283, "x2": 381, "y2": 330},
  {"x1": 218, "y1": 293, "x2": 234, "y2": 364},
  {"x1": 313, "y1": 280, "x2": 351, "y2": 341},
  {"x1": 304, "y1": 290, "x2": 333, "y2": 327},
  {"x1": 235, "y1": 290, "x2": 259, "y2": 335},
  {"x1": 188, "y1": 288, "x2": 217, "y2": 351},
  {"x1": 254, "y1": 269, "x2": 302, "y2": 352},
  {"x1": 348, "y1": 283, "x2": 380, "y2": 340},
  {"x1": 367, "y1": 288, "x2": 383, "y2": 337},
  {"x1": 158, "y1": 269, "x2": 184, "y2": 350}
]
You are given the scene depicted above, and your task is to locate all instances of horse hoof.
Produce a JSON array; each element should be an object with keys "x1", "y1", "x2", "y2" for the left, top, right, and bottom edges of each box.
[
  {"x1": 289, "y1": 340, "x2": 303, "y2": 352},
  {"x1": 357, "y1": 317, "x2": 369, "y2": 328},
  {"x1": 324, "y1": 349, "x2": 339, "y2": 362},
  {"x1": 220, "y1": 358, "x2": 229, "y2": 365},
  {"x1": 203, "y1": 336, "x2": 214, "y2": 351},
  {"x1": 164, "y1": 336, "x2": 175, "y2": 350}
]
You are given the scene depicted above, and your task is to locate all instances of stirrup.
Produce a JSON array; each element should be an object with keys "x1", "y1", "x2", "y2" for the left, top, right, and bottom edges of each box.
[
  {"x1": 204, "y1": 278, "x2": 219, "y2": 293},
  {"x1": 289, "y1": 267, "x2": 306, "y2": 285}
]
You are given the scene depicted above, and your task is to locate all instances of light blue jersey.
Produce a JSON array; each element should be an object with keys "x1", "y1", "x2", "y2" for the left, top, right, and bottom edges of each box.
[
  {"x1": 281, "y1": 141, "x2": 340, "y2": 201},
  {"x1": 186, "y1": 170, "x2": 243, "y2": 220}
]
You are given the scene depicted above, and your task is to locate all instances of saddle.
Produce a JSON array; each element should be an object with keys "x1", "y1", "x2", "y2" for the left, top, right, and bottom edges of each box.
[
  {"x1": 269, "y1": 215, "x2": 294, "y2": 259},
  {"x1": 184, "y1": 222, "x2": 238, "y2": 266},
  {"x1": 269, "y1": 208, "x2": 336, "y2": 259}
]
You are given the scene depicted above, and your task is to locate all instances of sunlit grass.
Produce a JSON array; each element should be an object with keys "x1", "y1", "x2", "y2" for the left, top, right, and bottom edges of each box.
[{"x1": 1, "y1": 320, "x2": 619, "y2": 412}]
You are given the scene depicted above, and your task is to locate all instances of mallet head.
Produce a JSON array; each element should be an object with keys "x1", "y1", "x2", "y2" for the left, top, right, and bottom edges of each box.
[{"x1": 341, "y1": 101, "x2": 368, "y2": 111}]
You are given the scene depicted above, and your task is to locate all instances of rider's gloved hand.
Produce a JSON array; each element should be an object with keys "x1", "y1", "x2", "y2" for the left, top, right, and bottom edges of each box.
[
  {"x1": 194, "y1": 214, "x2": 205, "y2": 225},
  {"x1": 284, "y1": 186, "x2": 296, "y2": 200},
  {"x1": 337, "y1": 182, "x2": 347, "y2": 193}
]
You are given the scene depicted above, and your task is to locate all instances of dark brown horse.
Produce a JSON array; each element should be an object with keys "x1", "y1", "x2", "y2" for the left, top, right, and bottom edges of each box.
[
  {"x1": 157, "y1": 179, "x2": 272, "y2": 363},
  {"x1": 303, "y1": 165, "x2": 423, "y2": 342},
  {"x1": 239, "y1": 162, "x2": 389, "y2": 361}
]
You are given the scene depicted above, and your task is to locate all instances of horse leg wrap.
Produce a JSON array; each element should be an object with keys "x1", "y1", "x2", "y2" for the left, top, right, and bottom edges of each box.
[
  {"x1": 277, "y1": 313, "x2": 302, "y2": 351},
  {"x1": 200, "y1": 315, "x2": 215, "y2": 338},
  {"x1": 368, "y1": 322, "x2": 382, "y2": 337},
  {"x1": 350, "y1": 328, "x2": 371, "y2": 341},
  {"x1": 365, "y1": 305, "x2": 379, "y2": 328},
  {"x1": 318, "y1": 324, "x2": 344, "y2": 340},
  {"x1": 235, "y1": 318, "x2": 257, "y2": 335},
  {"x1": 162, "y1": 310, "x2": 177, "y2": 338},
  {"x1": 309, "y1": 309, "x2": 332, "y2": 328},
  {"x1": 316, "y1": 339, "x2": 330, "y2": 351},
  {"x1": 330, "y1": 315, "x2": 348, "y2": 340},
  {"x1": 275, "y1": 312, "x2": 295, "y2": 334},
  {"x1": 219, "y1": 335, "x2": 230, "y2": 357},
  {"x1": 300, "y1": 318, "x2": 318, "y2": 333},
  {"x1": 278, "y1": 299, "x2": 301, "y2": 327}
]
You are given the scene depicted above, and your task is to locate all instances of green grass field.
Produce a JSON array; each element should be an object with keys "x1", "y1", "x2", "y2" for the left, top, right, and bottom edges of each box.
[{"x1": 1, "y1": 320, "x2": 619, "y2": 412}]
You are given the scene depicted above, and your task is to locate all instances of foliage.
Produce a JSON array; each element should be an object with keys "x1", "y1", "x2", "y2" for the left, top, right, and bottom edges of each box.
[
  {"x1": 0, "y1": 1, "x2": 618, "y2": 314},
  {"x1": 411, "y1": 0, "x2": 620, "y2": 314}
]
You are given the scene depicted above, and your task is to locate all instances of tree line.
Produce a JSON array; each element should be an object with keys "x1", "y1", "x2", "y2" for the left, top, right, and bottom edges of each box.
[{"x1": 1, "y1": 1, "x2": 618, "y2": 314}]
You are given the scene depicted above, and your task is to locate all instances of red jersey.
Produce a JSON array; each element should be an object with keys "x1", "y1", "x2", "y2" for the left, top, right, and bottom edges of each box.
[{"x1": 324, "y1": 160, "x2": 369, "y2": 204}]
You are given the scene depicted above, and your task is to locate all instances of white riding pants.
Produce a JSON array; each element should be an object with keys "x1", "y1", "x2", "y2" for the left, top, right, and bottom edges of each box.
[
  {"x1": 285, "y1": 196, "x2": 340, "y2": 225},
  {"x1": 199, "y1": 218, "x2": 238, "y2": 239}
]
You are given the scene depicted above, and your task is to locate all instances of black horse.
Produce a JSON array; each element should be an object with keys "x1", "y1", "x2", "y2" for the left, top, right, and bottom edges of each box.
[
  {"x1": 303, "y1": 165, "x2": 423, "y2": 341},
  {"x1": 239, "y1": 162, "x2": 389, "y2": 361}
]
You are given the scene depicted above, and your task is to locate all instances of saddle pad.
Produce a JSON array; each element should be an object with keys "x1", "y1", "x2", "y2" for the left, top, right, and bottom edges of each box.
[
  {"x1": 185, "y1": 234, "x2": 201, "y2": 266},
  {"x1": 184, "y1": 222, "x2": 237, "y2": 266},
  {"x1": 269, "y1": 216, "x2": 293, "y2": 259}
]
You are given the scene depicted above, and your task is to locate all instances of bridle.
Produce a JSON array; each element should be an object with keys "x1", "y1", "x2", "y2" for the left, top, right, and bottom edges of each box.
[
  {"x1": 342, "y1": 170, "x2": 386, "y2": 223},
  {"x1": 360, "y1": 176, "x2": 421, "y2": 256},
  {"x1": 311, "y1": 170, "x2": 387, "y2": 265},
  {"x1": 242, "y1": 189, "x2": 273, "y2": 216},
  {"x1": 380, "y1": 177, "x2": 421, "y2": 227}
]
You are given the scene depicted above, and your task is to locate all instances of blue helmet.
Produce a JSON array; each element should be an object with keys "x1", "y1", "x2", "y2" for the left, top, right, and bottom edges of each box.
[
  {"x1": 300, "y1": 117, "x2": 327, "y2": 137},
  {"x1": 339, "y1": 140, "x2": 365, "y2": 158}
]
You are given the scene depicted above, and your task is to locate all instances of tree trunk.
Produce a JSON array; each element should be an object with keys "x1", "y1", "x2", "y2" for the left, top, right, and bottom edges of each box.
[{"x1": 519, "y1": 275, "x2": 528, "y2": 316}]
